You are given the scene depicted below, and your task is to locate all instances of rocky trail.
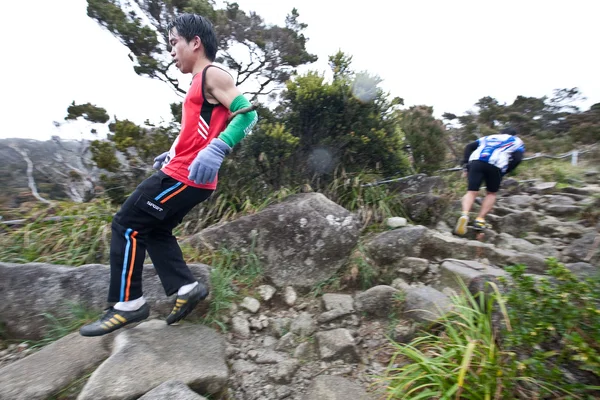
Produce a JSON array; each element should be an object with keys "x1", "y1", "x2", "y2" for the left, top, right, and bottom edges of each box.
[{"x1": 0, "y1": 171, "x2": 599, "y2": 400}]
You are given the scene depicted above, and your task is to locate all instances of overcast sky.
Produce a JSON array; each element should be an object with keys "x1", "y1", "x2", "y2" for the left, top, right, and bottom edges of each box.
[{"x1": 0, "y1": 0, "x2": 598, "y2": 140}]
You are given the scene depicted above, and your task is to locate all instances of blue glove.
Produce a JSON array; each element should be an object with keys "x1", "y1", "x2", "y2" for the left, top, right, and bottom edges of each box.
[
  {"x1": 188, "y1": 138, "x2": 231, "y2": 184},
  {"x1": 153, "y1": 151, "x2": 169, "y2": 170}
]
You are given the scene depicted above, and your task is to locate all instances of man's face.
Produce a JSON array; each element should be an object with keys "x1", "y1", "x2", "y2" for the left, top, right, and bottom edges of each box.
[{"x1": 169, "y1": 28, "x2": 198, "y2": 74}]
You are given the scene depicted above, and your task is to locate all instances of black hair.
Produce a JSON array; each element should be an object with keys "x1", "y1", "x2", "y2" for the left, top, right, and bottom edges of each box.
[
  {"x1": 500, "y1": 127, "x2": 518, "y2": 136},
  {"x1": 167, "y1": 13, "x2": 218, "y2": 61}
]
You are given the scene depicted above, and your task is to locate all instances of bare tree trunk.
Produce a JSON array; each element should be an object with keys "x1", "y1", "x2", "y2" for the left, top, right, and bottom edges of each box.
[{"x1": 9, "y1": 145, "x2": 53, "y2": 205}]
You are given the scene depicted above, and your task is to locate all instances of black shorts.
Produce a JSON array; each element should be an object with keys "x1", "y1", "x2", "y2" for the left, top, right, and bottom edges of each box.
[{"x1": 467, "y1": 160, "x2": 502, "y2": 193}]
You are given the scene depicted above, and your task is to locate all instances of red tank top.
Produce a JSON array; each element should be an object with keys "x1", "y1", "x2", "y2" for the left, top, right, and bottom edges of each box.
[{"x1": 161, "y1": 65, "x2": 230, "y2": 189}]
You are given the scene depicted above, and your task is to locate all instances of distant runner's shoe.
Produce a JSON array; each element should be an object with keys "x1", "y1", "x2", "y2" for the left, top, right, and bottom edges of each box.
[
  {"x1": 80, "y1": 303, "x2": 150, "y2": 337},
  {"x1": 474, "y1": 218, "x2": 489, "y2": 230},
  {"x1": 455, "y1": 214, "x2": 469, "y2": 235}
]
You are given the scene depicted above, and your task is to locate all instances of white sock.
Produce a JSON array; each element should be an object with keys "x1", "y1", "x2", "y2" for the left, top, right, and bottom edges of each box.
[
  {"x1": 114, "y1": 296, "x2": 146, "y2": 312},
  {"x1": 178, "y1": 282, "x2": 198, "y2": 296}
]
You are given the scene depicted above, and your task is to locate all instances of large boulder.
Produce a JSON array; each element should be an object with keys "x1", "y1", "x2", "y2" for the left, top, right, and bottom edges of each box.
[
  {"x1": 78, "y1": 320, "x2": 228, "y2": 400},
  {"x1": 0, "y1": 262, "x2": 210, "y2": 340},
  {"x1": 187, "y1": 193, "x2": 360, "y2": 289},
  {"x1": 0, "y1": 332, "x2": 112, "y2": 400}
]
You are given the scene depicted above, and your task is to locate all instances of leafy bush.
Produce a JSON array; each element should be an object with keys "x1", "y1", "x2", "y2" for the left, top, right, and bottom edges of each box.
[
  {"x1": 382, "y1": 261, "x2": 600, "y2": 399},
  {"x1": 501, "y1": 260, "x2": 600, "y2": 397}
]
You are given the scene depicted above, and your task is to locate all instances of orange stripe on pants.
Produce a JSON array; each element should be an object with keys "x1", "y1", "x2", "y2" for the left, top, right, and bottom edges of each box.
[
  {"x1": 125, "y1": 231, "x2": 138, "y2": 301},
  {"x1": 160, "y1": 185, "x2": 188, "y2": 204}
]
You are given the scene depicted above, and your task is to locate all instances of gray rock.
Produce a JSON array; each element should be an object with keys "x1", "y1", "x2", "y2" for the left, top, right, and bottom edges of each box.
[
  {"x1": 530, "y1": 182, "x2": 557, "y2": 194},
  {"x1": 402, "y1": 193, "x2": 449, "y2": 225},
  {"x1": 494, "y1": 233, "x2": 558, "y2": 259},
  {"x1": 355, "y1": 286, "x2": 400, "y2": 317},
  {"x1": 545, "y1": 205, "x2": 583, "y2": 217},
  {"x1": 231, "y1": 360, "x2": 258, "y2": 374},
  {"x1": 565, "y1": 262, "x2": 600, "y2": 280},
  {"x1": 491, "y1": 205, "x2": 523, "y2": 217},
  {"x1": 562, "y1": 233, "x2": 600, "y2": 264},
  {"x1": 277, "y1": 386, "x2": 293, "y2": 399},
  {"x1": 392, "y1": 321, "x2": 416, "y2": 344},
  {"x1": 539, "y1": 194, "x2": 577, "y2": 206},
  {"x1": 363, "y1": 225, "x2": 429, "y2": 265},
  {"x1": 240, "y1": 297, "x2": 261, "y2": 314},
  {"x1": 561, "y1": 186, "x2": 593, "y2": 196},
  {"x1": 403, "y1": 286, "x2": 453, "y2": 322},
  {"x1": 138, "y1": 380, "x2": 207, "y2": 400},
  {"x1": 275, "y1": 332, "x2": 298, "y2": 352},
  {"x1": 303, "y1": 375, "x2": 371, "y2": 400},
  {"x1": 494, "y1": 233, "x2": 537, "y2": 252},
  {"x1": 294, "y1": 342, "x2": 315, "y2": 360},
  {"x1": 249, "y1": 315, "x2": 268, "y2": 331},
  {"x1": 0, "y1": 262, "x2": 210, "y2": 340},
  {"x1": 284, "y1": 286, "x2": 298, "y2": 306},
  {"x1": 317, "y1": 308, "x2": 352, "y2": 323},
  {"x1": 271, "y1": 359, "x2": 300, "y2": 384},
  {"x1": 503, "y1": 194, "x2": 535, "y2": 208},
  {"x1": 0, "y1": 333, "x2": 112, "y2": 400},
  {"x1": 498, "y1": 211, "x2": 537, "y2": 237},
  {"x1": 315, "y1": 328, "x2": 359, "y2": 362},
  {"x1": 321, "y1": 293, "x2": 354, "y2": 313},
  {"x1": 232, "y1": 315, "x2": 251, "y2": 339},
  {"x1": 262, "y1": 335, "x2": 278, "y2": 348},
  {"x1": 78, "y1": 320, "x2": 228, "y2": 399},
  {"x1": 435, "y1": 220, "x2": 453, "y2": 234},
  {"x1": 255, "y1": 349, "x2": 286, "y2": 364},
  {"x1": 500, "y1": 178, "x2": 522, "y2": 193},
  {"x1": 386, "y1": 217, "x2": 408, "y2": 228},
  {"x1": 257, "y1": 285, "x2": 276, "y2": 301},
  {"x1": 270, "y1": 317, "x2": 291, "y2": 338},
  {"x1": 290, "y1": 312, "x2": 316, "y2": 337},
  {"x1": 536, "y1": 218, "x2": 591, "y2": 239},
  {"x1": 187, "y1": 193, "x2": 360, "y2": 289},
  {"x1": 434, "y1": 259, "x2": 508, "y2": 294},
  {"x1": 391, "y1": 278, "x2": 410, "y2": 290},
  {"x1": 396, "y1": 257, "x2": 430, "y2": 281},
  {"x1": 388, "y1": 174, "x2": 446, "y2": 195}
]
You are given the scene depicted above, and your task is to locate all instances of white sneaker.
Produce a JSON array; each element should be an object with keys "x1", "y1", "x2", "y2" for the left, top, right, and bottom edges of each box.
[{"x1": 455, "y1": 214, "x2": 469, "y2": 235}]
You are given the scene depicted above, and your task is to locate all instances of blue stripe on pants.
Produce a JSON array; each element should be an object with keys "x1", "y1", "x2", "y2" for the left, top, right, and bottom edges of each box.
[
  {"x1": 120, "y1": 228, "x2": 132, "y2": 302},
  {"x1": 154, "y1": 182, "x2": 182, "y2": 201}
]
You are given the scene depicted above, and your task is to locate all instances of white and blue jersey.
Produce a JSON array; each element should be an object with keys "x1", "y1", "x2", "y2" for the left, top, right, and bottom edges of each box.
[{"x1": 469, "y1": 134, "x2": 525, "y2": 173}]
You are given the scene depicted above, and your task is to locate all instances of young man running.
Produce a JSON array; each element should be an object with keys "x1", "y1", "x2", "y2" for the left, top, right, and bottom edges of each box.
[
  {"x1": 80, "y1": 13, "x2": 258, "y2": 336},
  {"x1": 454, "y1": 128, "x2": 525, "y2": 235}
]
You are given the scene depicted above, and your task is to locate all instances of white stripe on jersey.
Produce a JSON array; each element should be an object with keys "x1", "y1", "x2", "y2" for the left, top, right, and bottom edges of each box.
[{"x1": 197, "y1": 116, "x2": 209, "y2": 139}]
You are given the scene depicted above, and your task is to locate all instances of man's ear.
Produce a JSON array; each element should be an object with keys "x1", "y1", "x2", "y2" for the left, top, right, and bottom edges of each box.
[{"x1": 192, "y1": 35, "x2": 203, "y2": 51}]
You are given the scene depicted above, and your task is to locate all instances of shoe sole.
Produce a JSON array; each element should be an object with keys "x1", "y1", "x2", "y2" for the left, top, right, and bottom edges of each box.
[{"x1": 455, "y1": 216, "x2": 468, "y2": 235}]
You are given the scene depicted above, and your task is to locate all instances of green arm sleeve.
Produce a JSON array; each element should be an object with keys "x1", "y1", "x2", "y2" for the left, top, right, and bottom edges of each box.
[{"x1": 218, "y1": 95, "x2": 258, "y2": 148}]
